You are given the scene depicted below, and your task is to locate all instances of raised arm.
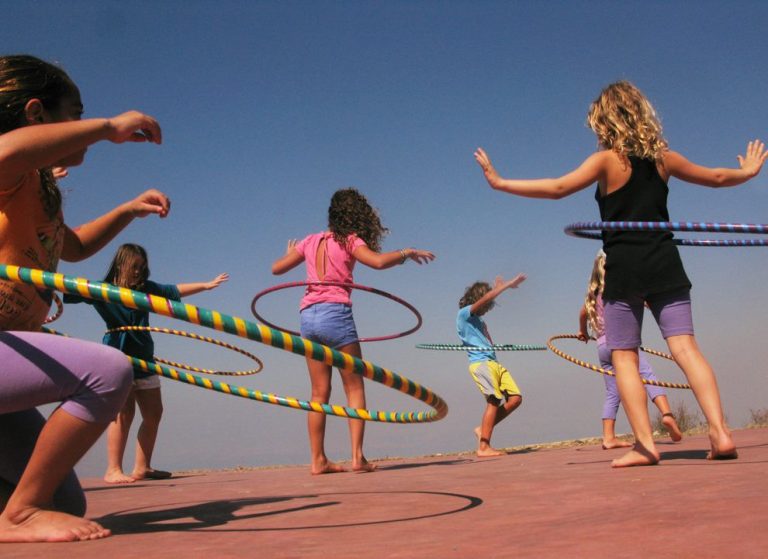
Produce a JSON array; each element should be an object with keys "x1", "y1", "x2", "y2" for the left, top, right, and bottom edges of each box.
[
  {"x1": 61, "y1": 189, "x2": 170, "y2": 262},
  {"x1": 470, "y1": 273, "x2": 526, "y2": 314},
  {"x1": 660, "y1": 141, "x2": 767, "y2": 187},
  {"x1": 177, "y1": 273, "x2": 230, "y2": 297},
  {"x1": 474, "y1": 148, "x2": 607, "y2": 199},
  {"x1": 0, "y1": 111, "x2": 161, "y2": 187},
  {"x1": 272, "y1": 239, "x2": 305, "y2": 275},
  {"x1": 352, "y1": 245, "x2": 435, "y2": 270}
]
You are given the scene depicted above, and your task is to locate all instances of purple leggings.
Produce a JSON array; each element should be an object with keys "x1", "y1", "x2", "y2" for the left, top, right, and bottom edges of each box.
[
  {"x1": 597, "y1": 337, "x2": 666, "y2": 420},
  {"x1": 0, "y1": 331, "x2": 132, "y2": 513}
]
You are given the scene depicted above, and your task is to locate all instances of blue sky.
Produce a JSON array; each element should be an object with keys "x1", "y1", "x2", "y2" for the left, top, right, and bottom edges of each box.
[{"x1": 4, "y1": 0, "x2": 768, "y2": 474}]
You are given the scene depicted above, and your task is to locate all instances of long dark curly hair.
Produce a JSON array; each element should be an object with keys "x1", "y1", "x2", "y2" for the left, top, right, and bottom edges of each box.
[{"x1": 328, "y1": 188, "x2": 388, "y2": 252}]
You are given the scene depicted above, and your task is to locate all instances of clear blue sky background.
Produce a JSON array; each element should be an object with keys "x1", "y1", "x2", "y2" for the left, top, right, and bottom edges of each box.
[{"x1": 4, "y1": 1, "x2": 767, "y2": 475}]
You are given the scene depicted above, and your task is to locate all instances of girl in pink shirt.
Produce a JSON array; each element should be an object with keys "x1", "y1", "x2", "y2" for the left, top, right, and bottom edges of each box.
[{"x1": 272, "y1": 188, "x2": 434, "y2": 475}]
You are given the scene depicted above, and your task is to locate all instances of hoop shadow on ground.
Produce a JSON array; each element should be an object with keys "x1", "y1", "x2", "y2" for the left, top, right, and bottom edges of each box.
[
  {"x1": 378, "y1": 458, "x2": 472, "y2": 471},
  {"x1": 96, "y1": 490, "x2": 482, "y2": 534}
]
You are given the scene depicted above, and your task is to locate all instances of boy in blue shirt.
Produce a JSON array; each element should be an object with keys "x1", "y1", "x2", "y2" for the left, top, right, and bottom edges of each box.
[{"x1": 457, "y1": 273, "x2": 526, "y2": 457}]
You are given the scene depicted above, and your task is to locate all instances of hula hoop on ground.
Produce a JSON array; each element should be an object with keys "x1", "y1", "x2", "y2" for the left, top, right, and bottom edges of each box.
[
  {"x1": 43, "y1": 293, "x2": 63, "y2": 324},
  {"x1": 251, "y1": 280, "x2": 422, "y2": 342},
  {"x1": 547, "y1": 334, "x2": 690, "y2": 390},
  {"x1": 415, "y1": 343, "x2": 547, "y2": 351},
  {"x1": 105, "y1": 326, "x2": 263, "y2": 376},
  {"x1": 2, "y1": 265, "x2": 446, "y2": 423},
  {"x1": 564, "y1": 221, "x2": 768, "y2": 247}
]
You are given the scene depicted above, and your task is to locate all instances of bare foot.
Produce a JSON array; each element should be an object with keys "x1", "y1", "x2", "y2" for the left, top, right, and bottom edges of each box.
[
  {"x1": 352, "y1": 458, "x2": 378, "y2": 473},
  {"x1": 132, "y1": 468, "x2": 172, "y2": 480},
  {"x1": 0, "y1": 508, "x2": 111, "y2": 542},
  {"x1": 103, "y1": 470, "x2": 135, "y2": 484},
  {"x1": 611, "y1": 444, "x2": 659, "y2": 468},
  {"x1": 310, "y1": 460, "x2": 347, "y2": 475},
  {"x1": 477, "y1": 447, "x2": 506, "y2": 457},
  {"x1": 707, "y1": 430, "x2": 738, "y2": 460},
  {"x1": 474, "y1": 426, "x2": 482, "y2": 441},
  {"x1": 661, "y1": 413, "x2": 683, "y2": 442},
  {"x1": 602, "y1": 438, "x2": 633, "y2": 450}
]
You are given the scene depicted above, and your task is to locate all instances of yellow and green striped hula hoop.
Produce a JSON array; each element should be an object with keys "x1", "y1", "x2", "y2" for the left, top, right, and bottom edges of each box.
[
  {"x1": 2, "y1": 265, "x2": 447, "y2": 423},
  {"x1": 106, "y1": 325, "x2": 264, "y2": 376},
  {"x1": 547, "y1": 333, "x2": 691, "y2": 390}
]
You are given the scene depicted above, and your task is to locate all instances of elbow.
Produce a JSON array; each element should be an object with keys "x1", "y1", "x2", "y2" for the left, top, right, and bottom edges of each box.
[{"x1": 548, "y1": 189, "x2": 568, "y2": 200}]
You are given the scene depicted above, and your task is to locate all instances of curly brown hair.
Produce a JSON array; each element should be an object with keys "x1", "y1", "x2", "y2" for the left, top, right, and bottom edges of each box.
[
  {"x1": 328, "y1": 188, "x2": 388, "y2": 252},
  {"x1": 587, "y1": 80, "x2": 668, "y2": 161},
  {"x1": 459, "y1": 281, "x2": 493, "y2": 309}
]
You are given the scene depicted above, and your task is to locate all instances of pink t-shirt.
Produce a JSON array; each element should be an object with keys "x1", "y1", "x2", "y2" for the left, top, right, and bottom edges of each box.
[{"x1": 294, "y1": 231, "x2": 367, "y2": 310}]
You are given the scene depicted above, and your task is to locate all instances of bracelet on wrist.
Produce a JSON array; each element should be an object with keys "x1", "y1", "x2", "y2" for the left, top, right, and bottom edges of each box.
[{"x1": 399, "y1": 249, "x2": 408, "y2": 264}]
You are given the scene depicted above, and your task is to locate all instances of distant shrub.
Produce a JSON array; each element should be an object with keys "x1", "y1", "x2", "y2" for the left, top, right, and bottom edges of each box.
[
  {"x1": 652, "y1": 400, "x2": 705, "y2": 435},
  {"x1": 746, "y1": 408, "x2": 768, "y2": 428}
]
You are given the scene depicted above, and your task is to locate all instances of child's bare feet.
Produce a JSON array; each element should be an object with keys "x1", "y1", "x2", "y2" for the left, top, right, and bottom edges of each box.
[
  {"x1": 477, "y1": 447, "x2": 506, "y2": 457},
  {"x1": 352, "y1": 458, "x2": 378, "y2": 473},
  {"x1": 611, "y1": 444, "x2": 660, "y2": 468},
  {"x1": 310, "y1": 459, "x2": 346, "y2": 475},
  {"x1": 132, "y1": 468, "x2": 172, "y2": 480},
  {"x1": 602, "y1": 438, "x2": 633, "y2": 450},
  {"x1": 103, "y1": 469, "x2": 135, "y2": 484},
  {"x1": 707, "y1": 429, "x2": 738, "y2": 460},
  {"x1": 661, "y1": 413, "x2": 683, "y2": 442},
  {"x1": 0, "y1": 508, "x2": 111, "y2": 542}
]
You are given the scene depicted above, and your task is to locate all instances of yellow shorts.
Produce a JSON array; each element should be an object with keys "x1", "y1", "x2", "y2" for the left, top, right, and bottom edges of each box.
[{"x1": 469, "y1": 360, "x2": 521, "y2": 402}]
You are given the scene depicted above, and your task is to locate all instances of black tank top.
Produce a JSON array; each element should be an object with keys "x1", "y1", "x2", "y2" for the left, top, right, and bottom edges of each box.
[{"x1": 595, "y1": 156, "x2": 691, "y2": 300}]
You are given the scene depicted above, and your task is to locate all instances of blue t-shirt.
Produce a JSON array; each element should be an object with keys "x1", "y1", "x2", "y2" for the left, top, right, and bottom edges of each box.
[
  {"x1": 456, "y1": 305, "x2": 496, "y2": 363},
  {"x1": 64, "y1": 280, "x2": 181, "y2": 378}
]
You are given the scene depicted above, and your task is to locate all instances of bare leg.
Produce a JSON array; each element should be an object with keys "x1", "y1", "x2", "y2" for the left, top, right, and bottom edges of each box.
[
  {"x1": 131, "y1": 388, "x2": 170, "y2": 480},
  {"x1": 305, "y1": 356, "x2": 345, "y2": 475},
  {"x1": 104, "y1": 389, "x2": 136, "y2": 484},
  {"x1": 611, "y1": 350, "x2": 660, "y2": 468},
  {"x1": 476, "y1": 399, "x2": 504, "y2": 457},
  {"x1": 0, "y1": 409, "x2": 111, "y2": 542},
  {"x1": 666, "y1": 335, "x2": 736, "y2": 459},
  {"x1": 651, "y1": 395, "x2": 683, "y2": 442},
  {"x1": 337, "y1": 342, "x2": 376, "y2": 472},
  {"x1": 601, "y1": 418, "x2": 632, "y2": 449}
]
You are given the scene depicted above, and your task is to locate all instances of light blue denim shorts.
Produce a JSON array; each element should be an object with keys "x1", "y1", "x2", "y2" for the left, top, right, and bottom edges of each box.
[{"x1": 300, "y1": 303, "x2": 359, "y2": 349}]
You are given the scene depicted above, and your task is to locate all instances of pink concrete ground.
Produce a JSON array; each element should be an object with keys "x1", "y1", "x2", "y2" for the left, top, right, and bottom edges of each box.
[{"x1": 3, "y1": 428, "x2": 767, "y2": 558}]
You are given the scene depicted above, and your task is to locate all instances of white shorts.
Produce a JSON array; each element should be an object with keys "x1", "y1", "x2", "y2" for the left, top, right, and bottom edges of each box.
[{"x1": 133, "y1": 375, "x2": 161, "y2": 391}]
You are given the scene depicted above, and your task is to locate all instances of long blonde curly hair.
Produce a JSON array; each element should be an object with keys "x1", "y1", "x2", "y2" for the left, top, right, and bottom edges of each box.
[
  {"x1": 583, "y1": 250, "x2": 606, "y2": 338},
  {"x1": 587, "y1": 81, "x2": 668, "y2": 161}
]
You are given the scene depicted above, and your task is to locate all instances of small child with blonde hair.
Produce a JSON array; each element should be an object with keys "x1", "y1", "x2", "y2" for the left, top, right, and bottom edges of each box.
[
  {"x1": 457, "y1": 274, "x2": 526, "y2": 457},
  {"x1": 578, "y1": 249, "x2": 682, "y2": 449}
]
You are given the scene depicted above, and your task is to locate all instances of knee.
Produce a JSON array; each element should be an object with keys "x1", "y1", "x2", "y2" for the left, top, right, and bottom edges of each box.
[{"x1": 93, "y1": 347, "x2": 134, "y2": 415}]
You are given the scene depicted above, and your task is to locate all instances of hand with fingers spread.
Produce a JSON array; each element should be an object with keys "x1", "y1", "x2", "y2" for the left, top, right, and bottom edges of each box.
[
  {"x1": 736, "y1": 139, "x2": 768, "y2": 178},
  {"x1": 402, "y1": 248, "x2": 436, "y2": 265}
]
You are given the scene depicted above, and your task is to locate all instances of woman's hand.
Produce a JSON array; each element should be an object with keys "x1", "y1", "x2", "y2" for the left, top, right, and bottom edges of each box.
[
  {"x1": 106, "y1": 111, "x2": 162, "y2": 144},
  {"x1": 737, "y1": 139, "x2": 768, "y2": 178},
  {"x1": 404, "y1": 248, "x2": 436, "y2": 265},
  {"x1": 126, "y1": 189, "x2": 170, "y2": 218},
  {"x1": 474, "y1": 147, "x2": 503, "y2": 189},
  {"x1": 205, "y1": 273, "x2": 230, "y2": 290}
]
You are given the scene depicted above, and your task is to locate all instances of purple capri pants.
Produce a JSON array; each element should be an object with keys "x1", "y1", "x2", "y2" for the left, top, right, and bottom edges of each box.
[
  {"x1": 603, "y1": 289, "x2": 694, "y2": 350},
  {"x1": 0, "y1": 331, "x2": 133, "y2": 514},
  {"x1": 597, "y1": 337, "x2": 666, "y2": 420}
]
